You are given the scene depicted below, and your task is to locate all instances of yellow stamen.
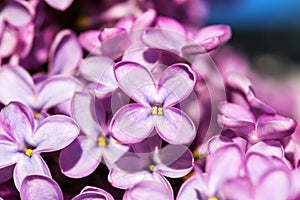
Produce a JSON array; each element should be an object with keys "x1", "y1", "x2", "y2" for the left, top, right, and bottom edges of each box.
[
  {"x1": 34, "y1": 113, "x2": 41, "y2": 120},
  {"x1": 97, "y1": 136, "x2": 107, "y2": 147},
  {"x1": 182, "y1": 171, "x2": 195, "y2": 181},
  {"x1": 193, "y1": 149, "x2": 201, "y2": 160},
  {"x1": 76, "y1": 16, "x2": 90, "y2": 28},
  {"x1": 25, "y1": 149, "x2": 33, "y2": 157},
  {"x1": 208, "y1": 197, "x2": 219, "y2": 200},
  {"x1": 151, "y1": 105, "x2": 163, "y2": 115},
  {"x1": 148, "y1": 164, "x2": 155, "y2": 172}
]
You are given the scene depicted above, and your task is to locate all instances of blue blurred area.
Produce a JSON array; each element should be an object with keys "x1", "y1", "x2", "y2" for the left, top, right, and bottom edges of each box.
[{"x1": 207, "y1": 0, "x2": 300, "y2": 31}]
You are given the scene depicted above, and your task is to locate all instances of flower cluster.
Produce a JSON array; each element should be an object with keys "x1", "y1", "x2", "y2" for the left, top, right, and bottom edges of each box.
[{"x1": 0, "y1": 0, "x2": 299, "y2": 200}]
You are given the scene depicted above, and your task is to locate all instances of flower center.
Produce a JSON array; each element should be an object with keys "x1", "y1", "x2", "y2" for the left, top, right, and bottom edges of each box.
[
  {"x1": 151, "y1": 105, "x2": 163, "y2": 115},
  {"x1": 34, "y1": 112, "x2": 41, "y2": 120},
  {"x1": 97, "y1": 136, "x2": 107, "y2": 147},
  {"x1": 24, "y1": 148, "x2": 33, "y2": 157},
  {"x1": 148, "y1": 164, "x2": 155, "y2": 172},
  {"x1": 208, "y1": 197, "x2": 219, "y2": 200}
]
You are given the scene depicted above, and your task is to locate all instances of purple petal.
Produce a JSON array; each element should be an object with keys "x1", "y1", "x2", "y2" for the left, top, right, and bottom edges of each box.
[
  {"x1": 255, "y1": 168, "x2": 291, "y2": 200},
  {"x1": 257, "y1": 114, "x2": 296, "y2": 140},
  {"x1": 0, "y1": 65, "x2": 35, "y2": 105},
  {"x1": 13, "y1": 154, "x2": 51, "y2": 190},
  {"x1": 0, "y1": 135, "x2": 20, "y2": 168},
  {"x1": 59, "y1": 137, "x2": 102, "y2": 178},
  {"x1": 3, "y1": 0, "x2": 34, "y2": 27},
  {"x1": 0, "y1": 102, "x2": 34, "y2": 144},
  {"x1": 123, "y1": 181, "x2": 173, "y2": 200},
  {"x1": 80, "y1": 56, "x2": 117, "y2": 88},
  {"x1": 20, "y1": 175, "x2": 63, "y2": 200},
  {"x1": 110, "y1": 104, "x2": 154, "y2": 144},
  {"x1": 0, "y1": 26, "x2": 18, "y2": 58},
  {"x1": 71, "y1": 92, "x2": 105, "y2": 137},
  {"x1": 132, "y1": 9, "x2": 156, "y2": 29},
  {"x1": 156, "y1": 145, "x2": 193, "y2": 178},
  {"x1": 156, "y1": 17, "x2": 186, "y2": 36},
  {"x1": 0, "y1": 165, "x2": 14, "y2": 183},
  {"x1": 221, "y1": 177, "x2": 252, "y2": 200},
  {"x1": 78, "y1": 30, "x2": 101, "y2": 55},
  {"x1": 158, "y1": 63, "x2": 196, "y2": 106},
  {"x1": 206, "y1": 145, "x2": 243, "y2": 195},
  {"x1": 79, "y1": 186, "x2": 114, "y2": 200},
  {"x1": 49, "y1": 30, "x2": 82, "y2": 75},
  {"x1": 207, "y1": 135, "x2": 247, "y2": 154},
  {"x1": 73, "y1": 187, "x2": 114, "y2": 200},
  {"x1": 218, "y1": 101, "x2": 255, "y2": 122},
  {"x1": 114, "y1": 61, "x2": 156, "y2": 105},
  {"x1": 193, "y1": 25, "x2": 231, "y2": 52},
  {"x1": 247, "y1": 141, "x2": 283, "y2": 158},
  {"x1": 37, "y1": 75, "x2": 82, "y2": 110},
  {"x1": 31, "y1": 115, "x2": 79, "y2": 152},
  {"x1": 155, "y1": 107, "x2": 196, "y2": 145},
  {"x1": 131, "y1": 135, "x2": 162, "y2": 153},
  {"x1": 44, "y1": 0, "x2": 74, "y2": 11}
]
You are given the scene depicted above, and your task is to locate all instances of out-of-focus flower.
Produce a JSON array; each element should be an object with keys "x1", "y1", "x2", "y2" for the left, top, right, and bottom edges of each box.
[
  {"x1": 72, "y1": 186, "x2": 114, "y2": 200},
  {"x1": 20, "y1": 175, "x2": 63, "y2": 200},
  {"x1": 110, "y1": 62, "x2": 196, "y2": 144},
  {"x1": 0, "y1": 102, "x2": 79, "y2": 190},
  {"x1": 59, "y1": 92, "x2": 128, "y2": 178}
]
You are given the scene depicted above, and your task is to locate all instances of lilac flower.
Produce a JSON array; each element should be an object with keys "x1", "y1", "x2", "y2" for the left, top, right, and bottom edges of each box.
[
  {"x1": 0, "y1": 64, "x2": 82, "y2": 118},
  {"x1": 123, "y1": 181, "x2": 174, "y2": 200},
  {"x1": 0, "y1": 102, "x2": 79, "y2": 190},
  {"x1": 20, "y1": 175, "x2": 63, "y2": 200},
  {"x1": 109, "y1": 136, "x2": 194, "y2": 189},
  {"x1": 110, "y1": 61, "x2": 196, "y2": 144},
  {"x1": 72, "y1": 186, "x2": 114, "y2": 200},
  {"x1": 218, "y1": 101, "x2": 296, "y2": 144},
  {"x1": 59, "y1": 92, "x2": 128, "y2": 178},
  {"x1": 43, "y1": 0, "x2": 74, "y2": 11},
  {"x1": 177, "y1": 144, "x2": 243, "y2": 200}
]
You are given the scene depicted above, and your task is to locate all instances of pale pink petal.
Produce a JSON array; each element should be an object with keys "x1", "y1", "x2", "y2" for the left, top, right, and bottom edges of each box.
[
  {"x1": 44, "y1": 0, "x2": 74, "y2": 11},
  {"x1": 110, "y1": 104, "x2": 154, "y2": 144},
  {"x1": 20, "y1": 175, "x2": 63, "y2": 200},
  {"x1": 132, "y1": 9, "x2": 156, "y2": 29},
  {"x1": 155, "y1": 107, "x2": 196, "y2": 145},
  {"x1": 0, "y1": 26, "x2": 18, "y2": 58},
  {"x1": 247, "y1": 141, "x2": 283, "y2": 158},
  {"x1": 79, "y1": 30, "x2": 101, "y2": 54}
]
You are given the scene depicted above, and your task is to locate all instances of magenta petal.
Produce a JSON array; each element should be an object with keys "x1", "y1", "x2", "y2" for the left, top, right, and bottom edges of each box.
[
  {"x1": 158, "y1": 63, "x2": 196, "y2": 106},
  {"x1": 255, "y1": 168, "x2": 291, "y2": 200},
  {"x1": 0, "y1": 165, "x2": 14, "y2": 184},
  {"x1": 218, "y1": 101, "x2": 255, "y2": 122},
  {"x1": 0, "y1": 102, "x2": 34, "y2": 144},
  {"x1": 3, "y1": 0, "x2": 34, "y2": 27},
  {"x1": 156, "y1": 145, "x2": 193, "y2": 178},
  {"x1": 44, "y1": 0, "x2": 74, "y2": 11},
  {"x1": 49, "y1": 30, "x2": 82, "y2": 75},
  {"x1": 247, "y1": 141, "x2": 283, "y2": 158},
  {"x1": 59, "y1": 137, "x2": 102, "y2": 178},
  {"x1": 20, "y1": 175, "x2": 63, "y2": 200},
  {"x1": 110, "y1": 104, "x2": 153, "y2": 144},
  {"x1": 13, "y1": 154, "x2": 51, "y2": 190},
  {"x1": 114, "y1": 61, "x2": 156, "y2": 105},
  {"x1": 123, "y1": 181, "x2": 173, "y2": 200},
  {"x1": 0, "y1": 26, "x2": 18, "y2": 58},
  {"x1": 206, "y1": 145, "x2": 243, "y2": 195},
  {"x1": 38, "y1": 76, "x2": 82, "y2": 110},
  {"x1": 132, "y1": 9, "x2": 156, "y2": 29},
  {"x1": 79, "y1": 186, "x2": 114, "y2": 200},
  {"x1": 79, "y1": 30, "x2": 101, "y2": 54},
  {"x1": 155, "y1": 107, "x2": 196, "y2": 145},
  {"x1": 257, "y1": 114, "x2": 296, "y2": 140},
  {"x1": 31, "y1": 115, "x2": 79, "y2": 152},
  {"x1": 0, "y1": 65, "x2": 35, "y2": 105},
  {"x1": 221, "y1": 177, "x2": 252, "y2": 200}
]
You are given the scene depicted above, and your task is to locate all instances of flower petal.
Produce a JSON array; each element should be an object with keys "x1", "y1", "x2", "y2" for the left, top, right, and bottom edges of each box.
[
  {"x1": 257, "y1": 114, "x2": 296, "y2": 140},
  {"x1": 44, "y1": 0, "x2": 74, "y2": 11},
  {"x1": 0, "y1": 135, "x2": 20, "y2": 168},
  {"x1": 110, "y1": 104, "x2": 154, "y2": 144},
  {"x1": 155, "y1": 107, "x2": 196, "y2": 145},
  {"x1": 0, "y1": 165, "x2": 14, "y2": 184},
  {"x1": 49, "y1": 30, "x2": 82, "y2": 75},
  {"x1": 0, "y1": 102, "x2": 34, "y2": 144},
  {"x1": 156, "y1": 145, "x2": 193, "y2": 178},
  {"x1": 247, "y1": 141, "x2": 283, "y2": 158},
  {"x1": 218, "y1": 101, "x2": 255, "y2": 122},
  {"x1": 123, "y1": 181, "x2": 173, "y2": 200},
  {"x1": 78, "y1": 30, "x2": 101, "y2": 55},
  {"x1": 31, "y1": 115, "x2": 79, "y2": 152},
  {"x1": 206, "y1": 144, "x2": 243, "y2": 195},
  {"x1": 114, "y1": 61, "x2": 156, "y2": 105},
  {"x1": 158, "y1": 63, "x2": 196, "y2": 106},
  {"x1": 20, "y1": 175, "x2": 63, "y2": 200},
  {"x1": 37, "y1": 75, "x2": 82, "y2": 110},
  {"x1": 79, "y1": 186, "x2": 114, "y2": 200},
  {"x1": 59, "y1": 137, "x2": 102, "y2": 178},
  {"x1": 3, "y1": 0, "x2": 34, "y2": 27},
  {"x1": 0, "y1": 65, "x2": 35, "y2": 106},
  {"x1": 13, "y1": 154, "x2": 51, "y2": 191},
  {"x1": 0, "y1": 26, "x2": 18, "y2": 58},
  {"x1": 221, "y1": 177, "x2": 252, "y2": 200},
  {"x1": 132, "y1": 9, "x2": 156, "y2": 29},
  {"x1": 255, "y1": 168, "x2": 291, "y2": 200}
]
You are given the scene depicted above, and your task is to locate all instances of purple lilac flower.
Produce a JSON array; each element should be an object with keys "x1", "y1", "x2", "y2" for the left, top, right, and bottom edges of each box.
[
  {"x1": 109, "y1": 136, "x2": 193, "y2": 189},
  {"x1": 72, "y1": 186, "x2": 114, "y2": 200},
  {"x1": 20, "y1": 175, "x2": 63, "y2": 200},
  {"x1": 59, "y1": 92, "x2": 128, "y2": 178},
  {"x1": 42, "y1": 0, "x2": 74, "y2": 11},
  {"x1": 110, "y1": 61, "x2": 196, "y2": 144},
  {"x1": 0, "y1": 102, "x2": 79, "y2": 190}
]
